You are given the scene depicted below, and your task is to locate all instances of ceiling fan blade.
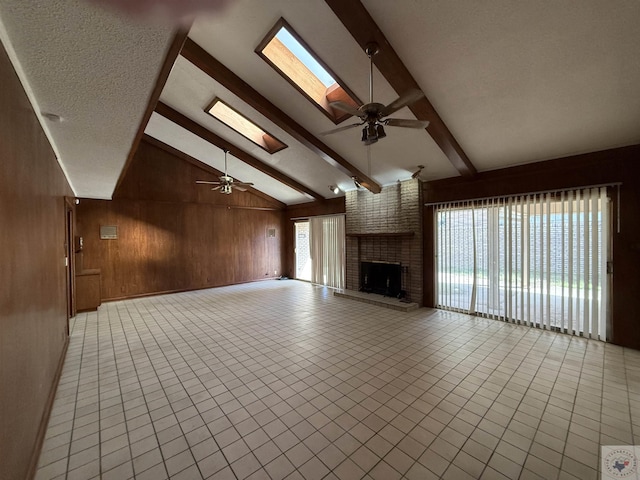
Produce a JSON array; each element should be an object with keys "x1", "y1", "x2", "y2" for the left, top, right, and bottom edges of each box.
[
  {"x1": 385, "y1": 118, "x2": 430, "y2": 129},
  {"x1": 380, "y1": 89, "x2": 425, "y2": 117},
  {"x1": 231, "y1": 181, "x2": 254, "y2": 191},
  {"x1": 328, "y1": 101, "x2": 363, "y2": 118},
  {"x1": 196, "y1": 180, "x2": 222, "y2": 185},
  {"x1": 210, "y1": 186, "x2": 222, "y2": 191},
  {"x1": 320, "y1": 122, "x2": 363, "y2": 136}
]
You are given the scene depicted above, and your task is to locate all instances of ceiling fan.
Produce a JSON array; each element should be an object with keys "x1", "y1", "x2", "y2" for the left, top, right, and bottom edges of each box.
[
  {"x1": 195, "y1": 148, "x2": 253, "y2": 194},
  {"x1": 321, "y1": 42, "x2": 429, "y2": 145}
]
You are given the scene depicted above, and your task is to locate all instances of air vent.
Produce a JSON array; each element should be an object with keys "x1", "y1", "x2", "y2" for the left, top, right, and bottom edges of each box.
[{"x1": 100, "y1": 225, "x2": 118, "y2": 240}]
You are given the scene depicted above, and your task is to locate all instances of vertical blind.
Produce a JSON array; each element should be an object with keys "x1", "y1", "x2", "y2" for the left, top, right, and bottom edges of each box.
[
  {"x1": 435, "y1": 187, "x2": 609, "y2": 340},
  {"x1": 309, "y1": 215, "x2": 345, "y2": 289}
]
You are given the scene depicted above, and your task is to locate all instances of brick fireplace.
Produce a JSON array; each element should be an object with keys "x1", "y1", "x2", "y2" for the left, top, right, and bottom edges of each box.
[{"x1": 345, "y1": 179, "x2": 423, "y2": 306}]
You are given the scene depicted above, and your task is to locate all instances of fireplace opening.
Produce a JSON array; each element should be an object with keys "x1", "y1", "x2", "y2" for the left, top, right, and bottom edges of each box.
[{"x1": 360, "y1": 261, "x2": 402, "y2": 298}]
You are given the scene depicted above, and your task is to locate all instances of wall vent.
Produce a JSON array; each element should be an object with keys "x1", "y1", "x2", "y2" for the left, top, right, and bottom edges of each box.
[{"x1": 100, "y1": 225, "x2": 118, "y2": 240}]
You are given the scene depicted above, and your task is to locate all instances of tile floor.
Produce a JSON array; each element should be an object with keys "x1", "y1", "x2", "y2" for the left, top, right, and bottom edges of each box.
[{"x1": 35, "y1": 280, "x2": 640, "y2": 480}]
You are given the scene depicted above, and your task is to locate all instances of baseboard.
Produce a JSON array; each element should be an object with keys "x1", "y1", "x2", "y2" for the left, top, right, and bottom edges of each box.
[
  {"x1": 102, "y1": 276, "x2": 281, "y2": 303},
  {"x1": 25, "y1": 335, "x2": 69, "y2": 480}
]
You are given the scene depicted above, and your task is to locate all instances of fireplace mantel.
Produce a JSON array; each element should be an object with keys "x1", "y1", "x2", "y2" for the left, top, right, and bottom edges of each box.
[{"x1": 346, "y1": 232, "x2": 414, "y2": 238}]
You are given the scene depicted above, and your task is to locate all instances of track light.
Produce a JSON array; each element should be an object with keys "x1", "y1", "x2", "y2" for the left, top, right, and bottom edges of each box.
[
  {"x1": 352, "y1": 176, "x2": 363, "y2": 189},
  {"x1": 411, "y1": 165, "x2": 425, "y2": 179},
  {"x1": 329, "y1": 185, "x2": 340, "y2": 194}
]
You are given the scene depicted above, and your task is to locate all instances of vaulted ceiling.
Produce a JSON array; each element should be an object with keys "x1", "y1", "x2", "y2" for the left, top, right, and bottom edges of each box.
[{"x1": 1, "y1": 0, "x2": 639, "y2": 204}]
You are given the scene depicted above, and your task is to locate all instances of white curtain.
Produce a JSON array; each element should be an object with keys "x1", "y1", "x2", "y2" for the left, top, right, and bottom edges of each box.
[
  {"x1": 436, "y1": 187, "x2": 609, "y2": 340},
  {"x1": 309, "y1": 215, "x2": 345, "y2": 289}
]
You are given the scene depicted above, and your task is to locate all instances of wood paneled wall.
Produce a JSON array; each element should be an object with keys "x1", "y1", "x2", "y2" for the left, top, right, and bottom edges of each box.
[
  {"x1": 0, "y1": 43, "x2": 73, "y2": 479},
  {"x1": 76, "y1": 140, "x2": 286, "y2": 300},
  {"x1": 423, "y1": 145, "x2": 640, "y2": 349},
  {"x1": 283, "y1": 198, "x2": 346, "y2": 278}
]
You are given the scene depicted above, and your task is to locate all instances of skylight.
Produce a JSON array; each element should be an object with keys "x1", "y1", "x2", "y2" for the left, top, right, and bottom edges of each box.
[
  {"x1": 275, "y1": 29, "x2": 335, "y2": 87},
  {"x1": 206, "y1": 99, "x2": 287, "y2": 154},
  {"x1": 256, "y1": 18, "x2": 360, "y2": 124}
]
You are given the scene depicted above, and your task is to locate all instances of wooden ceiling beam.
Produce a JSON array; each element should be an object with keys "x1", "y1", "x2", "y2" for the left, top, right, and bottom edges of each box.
[
  {"x1": 180, "y1": 38, "x2": 382, "y2": 194},
  {"x1": 324, "y1": 0, "x2": 477, "y2": 178},
  {"x1": 141, "y1": 134, "x2": 286, "y2": 209},
  {"x1": 155, "y1": 102, "x2": 324, "y2": 201}
]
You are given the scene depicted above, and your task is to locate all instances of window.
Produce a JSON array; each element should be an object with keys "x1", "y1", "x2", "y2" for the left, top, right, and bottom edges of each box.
[
  {"x1": 435, "y1": 188, "x2": 609, "y2": 340},
  {"x1": 256, "y1": 18, "x2": 360, "y2": 124},
  {"x1": 205, "y1": 98, "x2": 287, "y2": 154}
]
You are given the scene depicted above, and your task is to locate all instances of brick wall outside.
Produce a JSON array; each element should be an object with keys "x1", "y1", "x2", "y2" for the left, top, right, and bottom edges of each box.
[{"x1": 345, "y1": 179, "x2": 423, "y2": 305}]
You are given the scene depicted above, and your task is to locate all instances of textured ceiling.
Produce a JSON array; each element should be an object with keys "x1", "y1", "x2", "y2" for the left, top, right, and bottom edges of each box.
[
  {"x1": 363, "y1": 0, "x2": 640, "y2": 171},
  {"x1": 0, "y1": 0, "x2": 174, "y2": 198},
  {"x1": 1, "y1": 0, "x2": 639, "y2": 203}
]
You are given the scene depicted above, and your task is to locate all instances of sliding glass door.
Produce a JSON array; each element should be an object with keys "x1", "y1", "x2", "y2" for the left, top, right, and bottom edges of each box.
[{"x1": 435, "y1": 187, "x2": 610, "y2": 340}]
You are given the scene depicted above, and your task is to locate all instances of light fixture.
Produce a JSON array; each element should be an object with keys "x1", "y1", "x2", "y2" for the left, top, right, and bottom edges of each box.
[
  {"x1": 411, "y1": 165, "x2": 425, "y2": 179},
  {"x1": 220, "y1": 184, "x2": 232, "y2": 195},
  {"x1": 42, "y1": 112, "x2": 63, "y2": 122},
  {"x1": 376, "y1": 124, "x2": 386, "y2": 139},
  {"x1": 361, "y1": 124, "x2": 379, "y2": 145},
  {"x1": 363, "y1": 124, "x2": 378, "y2": 145},
  {"x1": 329, "y1": 185, "x2": 340, "y2": 194},
  {"x1": 352, "y1": 176, "x2": 363, "y2": 189}
]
